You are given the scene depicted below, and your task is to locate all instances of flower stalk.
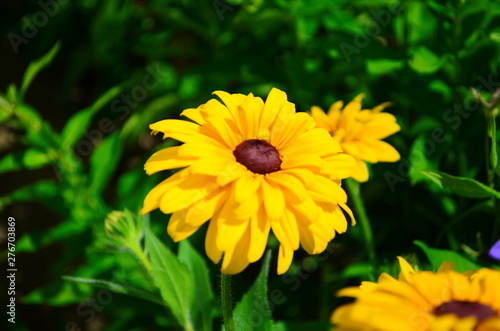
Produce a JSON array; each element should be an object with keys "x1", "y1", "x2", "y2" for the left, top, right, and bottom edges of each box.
[
  {"x1": 221, "y1": 273, "x2": 236, "y2": 331},
  {"x1": 345, "y1": 178, "x2": 377, "y2": 281}
]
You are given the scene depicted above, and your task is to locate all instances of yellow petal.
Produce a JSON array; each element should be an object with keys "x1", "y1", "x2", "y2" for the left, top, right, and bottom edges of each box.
[
  {"x1": 150, "y1": 119, "x2": 200, "y2": 143},
  {"x1": 259, "y1": 88, "x2": 291, "y2": 138},
  {"x1": 221, "y1": 229, "x2": 251, "y2": 274},
  {"x1": 184, "y1": 189, "x2": 228, "y2": 227},
  {"x1": 270, "y1": 111, "x2": 315, "y2": 150},
  {"x1": 231, "y1": 172, "x2": 261, "y2": 204},
  {"x1": 144, "y1": 146, "x2": 195, "y2": 175},
  {"x1": 247, "y1": 207, "x2": 270, "y2": 263},
  {"x1": 277, "y1": 245, "x2": 294, "y2": 275},
  {"x1": 205, "y1": 219, "x2": 222, "y2": 264},
  {"x1": 216, "y1": 162, "x2": 248, "y2": 186},
  {"x1": 350, "y1": 159, "x2": 369, "y2": 183},
  {"x1": 322, "y1": 153, "x2": 356, "y2": 180},
  {"x1": 357, "y1": 115, "x2": 400, "y2": 139},
  {"x1": 237, "y1": 93, "x2": 264, "y2": 139},
  {"x1": 261, "y1": 179, "x2": 285, "y2": 221},
  {"x1": 397, "y1": 256, "x2": 416, "y2": 283},
  {"x1": 308, "y1": 175, "x2": 347, "y2": 205},
  {"x1": 271, "y1": 210, "x2": 299, "y2": 250},
  {"x1": 140, "y1": 170, "x2": 187, "y2": 214},
  {"x1": 358, "y1": 138, "x2": 401, "y2": 162},
  {"x1": 159, "y1": 174, "x2": 213, "y2": 214},
  {"x1": 342, "y1": 141, "x2": 378, "y2": 163},
  {"x1": 266, "y1": 172, "x2": 307, "y2": 202},
  {"x1": 180, "y1": 107, "x2": 206, "y2": 125},
  {"x1": 284, "y1": 128, "x2": 342, "y2": 157},
  {"x1": 167, "y1": 211, "x2": 200, "y2": 242},
  {"x1": 311, "y1": 105, "x2": 335, "y2": 131},
  {"x1": 214, "y1": 201, "x2": 248, "y2": 251}
]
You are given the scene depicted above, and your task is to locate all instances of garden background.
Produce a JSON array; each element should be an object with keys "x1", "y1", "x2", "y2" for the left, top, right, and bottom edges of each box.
[{"x1": 1, "y1": 0, "x2": 500, "y2": 330}]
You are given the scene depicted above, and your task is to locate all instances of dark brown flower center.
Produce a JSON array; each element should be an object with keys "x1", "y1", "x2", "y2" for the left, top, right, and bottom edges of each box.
[
  {"x1": 233, "y1": 139, "x2": 282, "y2": 174},
  {"x1": 434, "y1": 301, "x2": 496, "y2": 322}
]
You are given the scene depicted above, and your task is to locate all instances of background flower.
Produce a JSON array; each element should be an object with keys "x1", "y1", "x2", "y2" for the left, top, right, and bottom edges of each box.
[
  {"x1": 490, "y1": 239, "x2": 500, "y2": 260},
  {"x1": 141, "y1": 88, "x2": 356, "y2": 274},
  {"x1": 332, "y1": 257, "x2": 500, "y2": 331},
  {"x1": 311, "y1": 94, "x2": 400, "y2": 182}
]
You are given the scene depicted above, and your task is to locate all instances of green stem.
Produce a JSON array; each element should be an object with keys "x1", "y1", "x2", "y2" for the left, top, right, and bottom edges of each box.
[
  {"x1": 221, "y1": 273, "x2": 235, "y2": 331},
  {"x1": 130, "y1": 243, "x2": 152, "y2": 272},
  {"x1": 345, "y1": 178, "x2": 377, "y2": 281}
]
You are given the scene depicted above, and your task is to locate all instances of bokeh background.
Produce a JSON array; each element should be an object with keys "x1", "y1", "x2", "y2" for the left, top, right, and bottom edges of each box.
[{"x1": 1, "y1": 0, "x2": 500, "y2": 330}]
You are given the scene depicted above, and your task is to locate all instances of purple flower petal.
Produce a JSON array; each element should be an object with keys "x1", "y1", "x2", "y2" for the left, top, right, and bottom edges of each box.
[{"x1": 489, "y1": 239, "x2": 500, "y2": 260}]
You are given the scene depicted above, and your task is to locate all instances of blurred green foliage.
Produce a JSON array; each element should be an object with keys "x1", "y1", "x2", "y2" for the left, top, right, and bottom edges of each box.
[{"x1": 1, "y1": 0, "x2": 500, "y2": 330}]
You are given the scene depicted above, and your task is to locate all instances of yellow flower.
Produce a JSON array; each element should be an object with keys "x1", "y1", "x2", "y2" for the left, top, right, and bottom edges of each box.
[
  {"x1": 310, "y1": 94, "x2": 401, "y2": 182},
  {"x1": 331, "y1": 257, "x2": 500, "y2": 331},
  {"x1": 140, "y1": 88, "x2": 356, "y2": 275}
]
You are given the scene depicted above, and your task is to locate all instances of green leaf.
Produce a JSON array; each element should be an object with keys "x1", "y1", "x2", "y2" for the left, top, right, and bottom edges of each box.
[
  {"x1": 0, "y1": 180, "x2": 61, "y2": 212},
  {"x1": 409, "y1": 46, "x2": 444, "y2": 74},
  {"x1": 16, "y1": 220, "x2": 86, "y2": 253},
  {"x1": 0, "y1": 148, "x2": 50, "y2": 174},
  {"x1": 178, "y1": 240, "x2": 214, "y2": 331},
  {"x1": 60, "y1": 85, "x2": 122, "y2": 148},
  {"x1": 421, "y1": 170, "x2": 500, "y2": 199},
  {"x1": 62, "y1": 276, "x2": 165, "y2": 306},
  {"x1": 366, "y1": 59, "x2": 404, "y2": 76},
  {"x1": 414, "y1": 240, "x2": 483, "y2": 272},
  {"x1": 20, "y1": 42, "x2": 61, "y2": 99},
  {"x1": 89, "y1": 131, "x2": 123, "y2": 195},
  {"x1": 233, "y1": 250, "x2": 274, "y2": 331},
  {"x1": 409, "y1": 136, "x2": 438, "y2": 185},
  {"x1": 488, "y1": 116, "x2": 498, "y2": 170},
  {"x1": 145, "y1": 228, "x2": 194, "y2": 330}
]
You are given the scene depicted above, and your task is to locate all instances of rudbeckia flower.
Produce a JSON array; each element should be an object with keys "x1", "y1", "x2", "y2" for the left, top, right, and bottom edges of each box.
[
  {"x1": 310, "y1": 94, "x2": 401, "y2": 182},
  {"x1": 141, "y1": 88, "x2": 356, "y2": 274},
  {"x1": 331, "y1": 257, "x2": 500, "y2": 330}
]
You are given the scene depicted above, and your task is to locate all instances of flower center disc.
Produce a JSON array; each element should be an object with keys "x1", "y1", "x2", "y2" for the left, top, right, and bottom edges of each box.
[
  {"x1": 434, "y1": 301, "x2": 497, "y2": 322},
  {"x1": 233, "y1": 139, "x2": 282, "y2": 175}
]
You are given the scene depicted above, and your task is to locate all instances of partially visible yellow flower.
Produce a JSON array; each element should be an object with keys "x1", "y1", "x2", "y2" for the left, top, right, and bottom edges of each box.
[
  {"x1": 310, "y1": 95, "x2": 401, "y2": 182},
  {"x1": 141, "y1": 88, "x2": 356, "y2": 275},
  {"x1": 331, "y1": 257, "x2": 500, "y2": 331}
]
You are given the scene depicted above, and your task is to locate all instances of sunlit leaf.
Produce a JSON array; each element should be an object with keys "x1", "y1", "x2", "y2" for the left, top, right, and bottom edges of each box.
[
  {"x1": 0, "y1": 148, "x2": 50, "y2": 174},
  {"x1": 414, "y1": 240, "x2": 483, "y2": 272},
  {"x1": 409, "y1": 46, "x2": 443, "y2": 74},
  {"x1": 178, "y1": 240, "x2": 214, "y2": 331},
  {"x1": 366, "y1": 59, "x2": 404, "y2": 76},
  {"x1": 145, "y1": 228, "x2": 194, "y2": 330},
  {"x1": 89, "y1": 131, "x2": 123, "y2": 195}
]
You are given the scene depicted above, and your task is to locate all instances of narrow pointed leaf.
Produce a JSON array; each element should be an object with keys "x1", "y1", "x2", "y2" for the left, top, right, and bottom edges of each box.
[
  {"x1": 421, "y1": 170, "x2": 500, "y2": 199},
  {"x1": 62, "y1": 276, "x2": 165, "y2": 306},
  {"x1": 233, "y1": 250, "x2": 274, "y2": 331},
  {"x1": 20, "y1": 42, "x2": 61, "y2": 99},
  {"x1": 61, "y1": 85, "x2": 122, "y2": 148},
  {"x1": 488, "y1": 116, "x2": 498, "y2": 170}
]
